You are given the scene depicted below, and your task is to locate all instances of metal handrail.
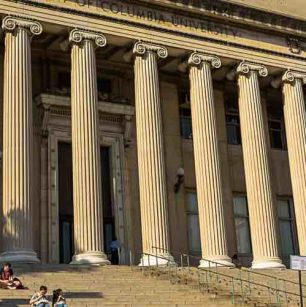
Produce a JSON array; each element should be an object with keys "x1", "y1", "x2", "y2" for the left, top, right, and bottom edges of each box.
[
  {"x1": 152, "y1": 246, "x2": 306, "y2": 288},
  {"x1": 150, "y1": 246, "x2": 306, "y2": 305},
  {"x1": 141, "y1": 251, "x2": 278, "y2": 305}
]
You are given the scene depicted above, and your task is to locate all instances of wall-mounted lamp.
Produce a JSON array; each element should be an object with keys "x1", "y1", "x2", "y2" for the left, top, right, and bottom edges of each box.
[
  {"x1": 177, "y1": 61, "x2": 188, "y2": 73},
  {"x1": 123, "y1": 50, "x2": 133, "y2": 63},
  {"x1": 225, "y1": 68, "x2": 236, "y2": 81},
  {"x1": 59, "y1": 39, "x2": 70, "y2": 52},
  {"x1": 270, "y1": 76, "x2": 282, "y2": 89},
  {"x1": 174, "y1": 167, "x2": 184, "y2": 194}
]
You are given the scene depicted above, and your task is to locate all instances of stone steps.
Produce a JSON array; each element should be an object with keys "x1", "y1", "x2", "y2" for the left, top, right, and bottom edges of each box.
[{"x1": 0, "y1": 265, "x2": 233, "y2": 306}]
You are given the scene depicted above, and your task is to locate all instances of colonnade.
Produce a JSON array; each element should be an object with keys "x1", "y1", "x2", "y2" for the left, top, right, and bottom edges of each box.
[{"x1": 1, "y1": 15, "x2": 306, "y2": 268}]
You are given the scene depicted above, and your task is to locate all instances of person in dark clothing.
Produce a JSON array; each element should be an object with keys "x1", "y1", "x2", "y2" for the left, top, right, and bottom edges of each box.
[
  {"x1": 0, "y1": 263, "x2": 24, "y2": 289},
  {"x1": 109, "y1": 237, "x2": 120, "y2": 265}
]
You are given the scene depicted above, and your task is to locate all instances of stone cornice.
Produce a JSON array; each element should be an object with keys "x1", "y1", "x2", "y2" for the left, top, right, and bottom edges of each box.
[
  {"x1": 141, "y1": 0, "x2": 306, "y2": 36},
  {"x1": 2, "y1": 15, "x2": 42, "y2": 35},
  {"x1": 282, "y1": 70, "x2": 306, "y2": 84},
  {"x1": 133, "y1": 41, "x2": 168, "y2": 58},
  {"x1": 237, "y1": 61, "x2": 268, "y2": 77},
  {"x1": 2, "y1": 0, "x2": 306, "y2": 71},
  {"x1": 188, "y1": 52, "x2": 221, "y2": 68},
  {"x1": 69, "y1": 28, "x2": 107, "y2": 47}
]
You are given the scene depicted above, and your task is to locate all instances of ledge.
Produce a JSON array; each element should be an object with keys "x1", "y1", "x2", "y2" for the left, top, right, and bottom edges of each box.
[{"x1": 36, "y1": 93, "x2": 135, "y2": 117}]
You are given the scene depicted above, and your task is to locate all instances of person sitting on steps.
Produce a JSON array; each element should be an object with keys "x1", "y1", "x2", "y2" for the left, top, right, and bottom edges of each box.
[
  {"x1": 30, "y1": 285, "x2": 51, "y2": 307},
  {"x1": 52, "y1": 288, "x2": 67, "y2": 307},
  {"x1": 0, "y1": 262, "x2": 24, "y2": 289}
]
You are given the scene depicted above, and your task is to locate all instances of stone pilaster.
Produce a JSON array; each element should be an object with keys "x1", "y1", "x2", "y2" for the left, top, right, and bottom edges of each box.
[
  {"x1": 1, "y1": 16, "x2": 42, "y2": 263},
  {"x1": 282, "y1": 70, "x2": 306, "y2": 255},
  {"x1": 188, "y1": 52, "x2": 233, "y2": 267},
  {"x1": 133, "y1": 41, "x2": 172, "y2": 266},
  {"x1": 69, "y1": 29, "x2": 109, "y2": 265},
  {"x1": 237, "y1": 61, "x2": 284, "y2": 269}
]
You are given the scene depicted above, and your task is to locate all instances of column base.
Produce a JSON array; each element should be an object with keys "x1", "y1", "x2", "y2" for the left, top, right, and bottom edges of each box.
[
  {"x1": 0, "y1": 250, "x2": 40, "y2": 264},
  {"x1": 70, "y1": 251, "x2": 110, "y2": 265},
  {"x1": 251, "y1": 258, "x2": 285, "y2": 269},
  {"x1": 199, "y1": 257, "x2": 234, "y2": 268},
  {"x1": 139, "y1": 254, "x2": 175, "y2": 267}
]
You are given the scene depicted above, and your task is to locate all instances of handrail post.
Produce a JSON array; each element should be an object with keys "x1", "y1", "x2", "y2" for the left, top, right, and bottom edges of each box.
[
  {"x1": 232, "y1": 277, "x2": 235, "y2": 305},
  {"x1": 283, "y1": 280, "x2": 288, "y2": 307},
  {"x1": 155, "y1": 248, "x2": 158, "y2": 267},
  {"x1": 129, "y1": 250, "x2": 132, "y2": 267},
  {"x1": 275, "y1": 277, "x2": 280, "y2": 306},
  {"x1": 187, "y1": 255, "x2": 190, "y2": 274}
]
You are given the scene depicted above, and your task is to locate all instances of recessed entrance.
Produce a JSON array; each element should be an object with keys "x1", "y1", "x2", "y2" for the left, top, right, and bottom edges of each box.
[{"x1": 58, "y1": 142, "x2": 115, "y2": 263}]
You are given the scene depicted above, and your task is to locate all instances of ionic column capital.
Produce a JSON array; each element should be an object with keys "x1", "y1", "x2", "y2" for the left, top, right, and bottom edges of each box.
[
  {"x1": 133, "y1": 41, "x2": 168, "y2": 59},
  {"x1": 69, "y1": 28, "x2": 107, "y2": 48},
  {"x1": 188, "y1": 52, "x2": 221, "y2": 68},
  {"x1": 2, "y1": 15, "x2": 42, "y2": 36},
  {"x1": 282, "y1": 70, "x2": 306, "y2": 84},
  {"x1": 237, "y1": 61, "x2": 268, "y2": 77}
]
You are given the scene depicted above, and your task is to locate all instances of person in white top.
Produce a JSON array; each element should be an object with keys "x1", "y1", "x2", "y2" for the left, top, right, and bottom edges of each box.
[{"x1": 30, "y1": 285, "x2": 51, "y2": 307}]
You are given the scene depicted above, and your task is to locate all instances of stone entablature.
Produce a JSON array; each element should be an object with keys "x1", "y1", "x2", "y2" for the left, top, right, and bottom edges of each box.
[{"x1": 2, "y1": 0, "x2": 306, "y2": 70}]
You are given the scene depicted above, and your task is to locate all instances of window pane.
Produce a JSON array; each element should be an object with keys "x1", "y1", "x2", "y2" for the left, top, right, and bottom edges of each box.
[
  {"x1": 235, "y1": 217, "x2": 252, "y2": 254},
  {"x1": 226, "y1": 115, "x2": 241, "y2": 145},
  {"x1": 278, "y1": 200, "x2": 291, "y2": 218},
  {"x1": 187, "y1": 192, "x2": 198, "y2": 213},
  {"x1": 270, "y1": 130, "x2": 283, "y2": 149},
  {"x1": 279, "y1": 220, "x2": 295, "y2": 255},
  {"x1": 233, "y1": 196, "x2": 248, "y2": 216},
  {"x1": 187, "y1": 214, "x2": 201, "y2": 254},
  {"x1": 180, "y1": 117, "x2": 192, "y2": 139}
]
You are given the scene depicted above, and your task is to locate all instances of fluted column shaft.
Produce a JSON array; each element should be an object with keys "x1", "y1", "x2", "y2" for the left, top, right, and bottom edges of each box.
[
  {"x1": 237, "y1": 62, "x2": 283, "y2": 269},
  {"x1": 1, "y1": 16, "x2": 42, "y2": 263},
  {"x1": 133, "y1": 41, "x2": 172, "y2": 265},
  {"x1": 282, "y1": 70, "x2": 306, "y2": 255},
  {"x1": 188, "y1": 52, "x2": 232, "y2": 267},
  {"x1": 69, "y1": 29, "x2": 109, "y2": 265}
]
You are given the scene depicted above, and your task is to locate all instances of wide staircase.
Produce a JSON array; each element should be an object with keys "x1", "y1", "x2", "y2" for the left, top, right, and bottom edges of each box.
[
  {"x1": 0, "y1": 264, "x2": 233, "y2": 307},
  {"x1": 0, "y1": 255, "x2": 305, "y2": 306}
]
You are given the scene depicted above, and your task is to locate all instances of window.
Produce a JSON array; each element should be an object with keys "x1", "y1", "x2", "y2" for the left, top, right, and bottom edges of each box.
[
  {"x1": 224, "y1": 90, "x2": 241, "y2": 145},
  {"x1": 233, "y1": 195, "x2": 252, "y2": 254},
  {"x1": 57, "y1": 71, "x2": 70, "y2": 89},
  {"x1": 277, "y1": 198, "x2": 297, "y2": 267},
  {"x1": 226, "y1": 112, "x2": 241, "y2": 145},
  {"x1": 97, "y1": 78, "x2": 112, "y2": 94},
  {"x1": 186, "y1": 192, "x2": 201, "y2": 254},
  {"x1": 268, "y1": 115, "x2": 287, "y2": 150},
  {"x1": 179, "y1": 92, "x2": 192, "y2": 139}
]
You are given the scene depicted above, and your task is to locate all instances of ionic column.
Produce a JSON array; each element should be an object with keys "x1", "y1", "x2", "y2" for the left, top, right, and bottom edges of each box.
[
  {"x1": 282, "y1": 70, "x2": 306, "y2": 255},
  {"x1": 237, "y1": 61, "x2": 284, "y2": 269},
  {"x1": 69, "y1": 29, "x2": 109, "y2": 265},
  {"x1": 1, "y1": 16, "x2": 42, "y2": 263},
  {"x1": 133, "y1": 41, "x2": 172, "y2": 266},
  {"x1": 188, "y1": 52, "x2": 233, "y2": 267}
]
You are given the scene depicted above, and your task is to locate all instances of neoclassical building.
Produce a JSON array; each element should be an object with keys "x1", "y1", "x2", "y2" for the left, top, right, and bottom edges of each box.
[{"x1": 0, "y1": 0, "x2": 305, "y2": 269}]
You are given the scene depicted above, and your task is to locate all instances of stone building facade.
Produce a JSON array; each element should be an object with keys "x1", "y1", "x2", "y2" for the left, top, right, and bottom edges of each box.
[{"x1": 0, "y1": 0, "x2": 305, "y2": 269}]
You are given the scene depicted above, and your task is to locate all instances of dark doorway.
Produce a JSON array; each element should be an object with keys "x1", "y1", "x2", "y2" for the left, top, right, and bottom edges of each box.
[
  {"x1": 58, "y1": 143, "x2": 114, "y2": 263},
  {"x1": 101, "y1": 146, "x2": 115, "y2": 254},
  {"x1": 58, "y1": 142, "x2": 74, "y2": 264}
]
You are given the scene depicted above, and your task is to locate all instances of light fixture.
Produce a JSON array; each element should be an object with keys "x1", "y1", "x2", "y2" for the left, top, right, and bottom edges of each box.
[
  {"x1": 123, "y1": 50, "x2": 133, "y2": 63},
  {"x1": 226, "y1": 68, "x2": 236, "y2": 81},
  {"x1": 270, "y1": 76, "x2": 282, "y2": 89},
  {"x1": 59, "y1": 39, "x2": 70, "y2": 52},
  {"x1": 177, "y1": 61, "x2": 188, "y2": 73},
  {"x1": 174, "y1": 167, "x2": 185, "y2": 194}
]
